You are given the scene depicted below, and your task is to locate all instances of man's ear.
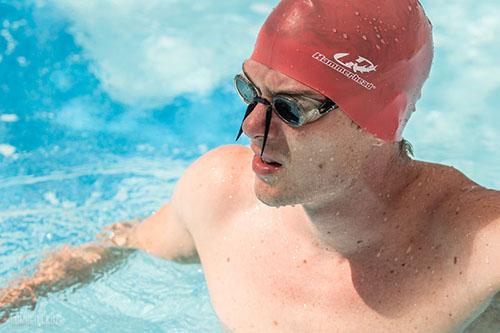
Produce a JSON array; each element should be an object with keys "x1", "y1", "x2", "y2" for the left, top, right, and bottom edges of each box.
[{"x1": 366, "y1": 91, "x2": 409, "y2": 141}]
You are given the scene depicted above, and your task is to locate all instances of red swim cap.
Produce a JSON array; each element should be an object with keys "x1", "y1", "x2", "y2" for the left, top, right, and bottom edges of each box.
[{"x1": 251, "y1": 0, "x2": 433, "y2": 141}]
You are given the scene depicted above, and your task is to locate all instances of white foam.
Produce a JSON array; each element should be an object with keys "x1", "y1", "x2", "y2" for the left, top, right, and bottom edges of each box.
[
  {"x1": 113, "y1": 188, "x2": 129, "y2": 202},
  {"x1": 10, "y1": 19, "x2": 27, "y2": 31},
  {"x1": 43, "y1": 192, "x2": 60, "y2": 205},
  {"x1": 55, "y1": 97, "x2": 103, "y2": 130},
  {"x1": 0, "y1": 144, "x2": 16, "y2": 157},
  {"x1": 198, "y1": 144, "x2": 209, "y2": 154},
  {"x1": 0, "y1": 27, "x2": 16, "y2": 55},
  {"x1": 250, "y1": 3, "x2": 274, "y2": 15},
  {"x1": 406, "y1": 1, "x2": 500, "y2": 156},
  {"x1": 40, "y1": 0, "x2": 500, "y2": 169},
  {"x1": 16, "y1": 56, "x2": 28, "y2": 67},
  {"x1": 46, "y1": 0, "x2": 277, "y2": 109},
  {"x1": 0, "y1": 114, "x2": 18, "y2": 122}
]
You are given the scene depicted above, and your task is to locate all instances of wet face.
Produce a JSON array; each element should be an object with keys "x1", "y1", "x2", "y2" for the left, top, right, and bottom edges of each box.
[{"x1": 241, "y1": 59, "x2": 368, "y2": 208}]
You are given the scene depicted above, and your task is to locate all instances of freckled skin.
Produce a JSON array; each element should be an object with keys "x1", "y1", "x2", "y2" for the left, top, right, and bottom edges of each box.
[
  {"x1": 132, "y1": 61, "x2": 499, "y2": 332},
  {"x1": 197, "y1": 146, "x2": 500, "y2": 333}
]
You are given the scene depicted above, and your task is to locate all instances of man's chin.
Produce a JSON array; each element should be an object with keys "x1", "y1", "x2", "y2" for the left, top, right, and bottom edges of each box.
[
  {"x1": 254, "y1": 178, "x2": 293, "y2": 208},
  {"x1": 255, "y1": 191, "x2": 282, "y2": 207}
]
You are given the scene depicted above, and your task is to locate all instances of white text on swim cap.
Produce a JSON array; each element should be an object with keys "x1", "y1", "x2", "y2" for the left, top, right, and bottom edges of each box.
[{"x1": 312, "y1": 52, "x2": 377, "y2": 91}]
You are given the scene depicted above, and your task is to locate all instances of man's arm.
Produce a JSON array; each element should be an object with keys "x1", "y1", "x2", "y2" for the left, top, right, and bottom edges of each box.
[
  {"x1": 0, "y1": 235, "x2": 134, "y2": 322},
  {"x1": 0, "y1": 144, "x2": 249, "y2": 321},
  {"x1": 133, "y1": 202, "x2": 197, "y2": 261},
  {"x1": 0, "y1": 166, "x2": 197, "y2": 322}
]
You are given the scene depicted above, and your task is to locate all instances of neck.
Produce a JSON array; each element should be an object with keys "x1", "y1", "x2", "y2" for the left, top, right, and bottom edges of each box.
[{"x1": 302, "y1": 153, "x2": 425, "y2": 260}]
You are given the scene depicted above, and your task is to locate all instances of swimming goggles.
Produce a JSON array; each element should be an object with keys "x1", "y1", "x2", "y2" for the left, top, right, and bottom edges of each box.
[{"x1": 234, "y1": 71, "x2": 338, "y2": 156}]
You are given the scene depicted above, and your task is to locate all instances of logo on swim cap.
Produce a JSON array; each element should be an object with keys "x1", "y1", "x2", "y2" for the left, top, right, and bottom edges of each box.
[
  {"x1": 333, "y1": 53, "x2": 378, "y2": 74},
  {"x1": 312, "y1": 52, "x2": 377, "y2": 91},
  {"x1": 251, "y1": 0, "x2": 434, "y2": 141}
]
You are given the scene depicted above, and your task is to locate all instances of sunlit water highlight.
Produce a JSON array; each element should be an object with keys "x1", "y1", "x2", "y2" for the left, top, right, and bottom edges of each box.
[{"x1": 0, "y1": 0, "x2": 499, "y2": 332}]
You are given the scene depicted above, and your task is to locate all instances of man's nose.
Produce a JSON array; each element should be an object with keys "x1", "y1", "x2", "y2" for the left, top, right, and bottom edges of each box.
[{"x1": 241, "y1": 102, "x2": 276, "y2": 140}]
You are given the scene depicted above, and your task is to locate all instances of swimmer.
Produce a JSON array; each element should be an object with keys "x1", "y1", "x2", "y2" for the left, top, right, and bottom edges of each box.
[{"x1": 1, "y1": 0, "x2": 499, "y2": 331}]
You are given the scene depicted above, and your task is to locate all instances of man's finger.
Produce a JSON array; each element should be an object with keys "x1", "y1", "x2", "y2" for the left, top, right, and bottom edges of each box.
[{"x1": 0, "y1": 310, "x2": 10, "y2": 324}]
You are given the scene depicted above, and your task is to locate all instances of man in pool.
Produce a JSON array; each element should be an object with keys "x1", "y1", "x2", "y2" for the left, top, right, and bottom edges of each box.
[{"x1": 1, "y1": 0, "x2": 499, "y2": 331}]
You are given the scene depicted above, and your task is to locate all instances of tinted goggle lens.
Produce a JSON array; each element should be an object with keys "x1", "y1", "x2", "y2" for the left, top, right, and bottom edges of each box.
[
  {"x1": 235, "y1": 75, "x2": 302, "y2": 126},
  {"x1": 235, "y1": 75, "x2": 257, "y2": 103},
  {"x1": 273, "y1": 97, "x2": 302, "y2": 126}
]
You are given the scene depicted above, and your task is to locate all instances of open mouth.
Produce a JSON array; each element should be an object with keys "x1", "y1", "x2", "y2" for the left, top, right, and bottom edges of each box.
[
  {"x1": 261, "y1": 157, "x2": 282, "y2": 167},
  {"x1": 252, "y1": 155, "x2": 283, "y2": 176}
]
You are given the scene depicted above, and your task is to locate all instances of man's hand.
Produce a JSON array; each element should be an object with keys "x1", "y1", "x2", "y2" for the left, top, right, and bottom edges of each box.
[
  {"x1": 0, "y1": 279, "x2": 37, "y2": 323},
  {"x1": 97, "y1": 221, "x2": 141, "y2": 248}
]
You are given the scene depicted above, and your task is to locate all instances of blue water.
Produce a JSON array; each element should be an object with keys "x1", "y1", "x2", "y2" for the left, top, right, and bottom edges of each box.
[{"x1": 0, "y1": 0, "x2": 499, "y2": 332}]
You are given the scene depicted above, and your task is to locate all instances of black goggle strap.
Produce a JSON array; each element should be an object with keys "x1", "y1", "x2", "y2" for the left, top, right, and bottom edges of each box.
[
  {"x1": 235, "y1": 101, "x2": 257, "y2": 141},
  {"x1": 235, "y1": 96, "x2": 271, "y2": 142},
  {"x1": 250, "y1": 97, "x2": 272, "y2": 157},
  {"x1": 261, "y1": 104, "x2": 272, "y2": 157},
  {"x1": 235, "y1": 96, "x2": 273, "y2": 157}
]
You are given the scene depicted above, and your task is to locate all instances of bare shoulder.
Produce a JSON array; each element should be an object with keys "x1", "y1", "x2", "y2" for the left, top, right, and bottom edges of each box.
[
  {"x1": 130, "y1": 145, "x2": 253, "y2": 261},
  {"x1": 450, "y1": 185, "x2": 500, "y2": 294},
  {"x1": 468, "y1": 189, "x2": 500, "y2": 293},
  {"x1": 419, "y1": 164, "x2": 500, "y2": 329},
  {"x1": 457, "y1": 188, "x2": 500, "y2": 330},
  {"x1": 173, "y1": 144, "x2": 255, "y2": 230},
  {"x1": 425, "y1": 163, "x2": 500, "y2": 293}
]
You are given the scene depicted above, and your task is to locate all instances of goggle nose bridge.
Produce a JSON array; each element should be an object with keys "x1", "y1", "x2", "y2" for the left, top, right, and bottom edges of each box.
[{"x1": 235, "y1": 97, "x2": 274, "y2": 157}]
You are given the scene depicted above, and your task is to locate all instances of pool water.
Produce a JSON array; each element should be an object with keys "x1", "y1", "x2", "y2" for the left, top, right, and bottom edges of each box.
[{"x1": 0, "y1": 0, "x2": 499, "y2": 332}]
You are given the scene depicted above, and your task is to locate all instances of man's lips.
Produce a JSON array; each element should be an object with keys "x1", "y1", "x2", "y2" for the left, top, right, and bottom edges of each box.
[
  {"x1": 250, "y1": 144, "x2": 284, "y2": 166},
  {"x1": 252, "y1": 155, "x2": 282, "y2": 176},
  {"x1": 260, "y1": 154, "x2": 283, "y2": 166}
]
